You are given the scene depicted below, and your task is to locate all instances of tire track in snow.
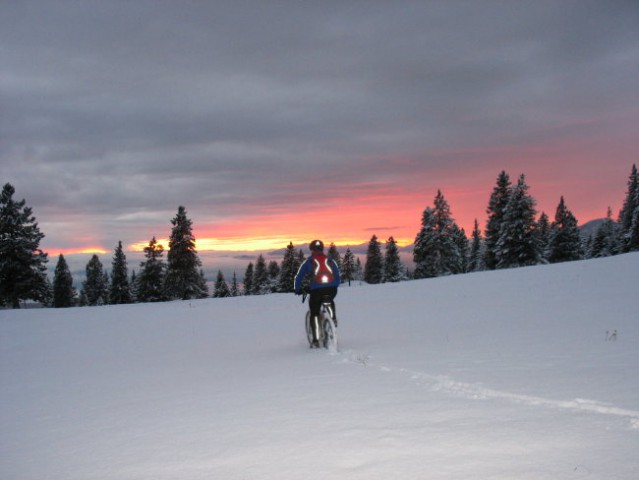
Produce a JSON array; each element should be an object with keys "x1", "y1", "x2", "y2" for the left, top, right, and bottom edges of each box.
[{"x1": 337, "y1": 349, "x2": 639, "y2": 429}]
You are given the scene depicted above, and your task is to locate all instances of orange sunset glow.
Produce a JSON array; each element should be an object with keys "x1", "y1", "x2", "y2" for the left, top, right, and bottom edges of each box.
[
  {"x1": 46, "y1": 161, "x2": 631, "y2": 257},
  {"x1": 54, "y1": 247, "x2": 110, "y2": 256},
  {"x1": 123, "y1": 191, "x2": 426, "y2": 253}
]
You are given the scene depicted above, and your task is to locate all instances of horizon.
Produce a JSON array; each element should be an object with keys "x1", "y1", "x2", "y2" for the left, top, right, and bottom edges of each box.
[
  {"x1": 46, "y1": 212, "x2": 610, "y2": 259},
  {"x1": 47, "y1": 217, "x2": 607, "y2": 289}
]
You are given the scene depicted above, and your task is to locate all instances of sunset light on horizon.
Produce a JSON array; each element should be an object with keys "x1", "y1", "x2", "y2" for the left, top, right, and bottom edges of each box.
[
  {"x1": 35, "y1": 159, "x2": 636, "y2": 256},
  {"x1": 53, "y1": 247, "x2": 111, "y2": 257}
]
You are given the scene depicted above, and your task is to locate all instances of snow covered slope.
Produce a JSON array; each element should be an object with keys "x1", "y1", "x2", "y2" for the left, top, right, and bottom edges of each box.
[{"x1": 2, "y1": 254, "x2": 638, "y2": 479}]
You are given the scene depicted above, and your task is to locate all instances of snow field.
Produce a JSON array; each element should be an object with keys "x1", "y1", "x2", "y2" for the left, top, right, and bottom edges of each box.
[{"x1": 1, "y1": 253, "x2": 638, "y2": 479}]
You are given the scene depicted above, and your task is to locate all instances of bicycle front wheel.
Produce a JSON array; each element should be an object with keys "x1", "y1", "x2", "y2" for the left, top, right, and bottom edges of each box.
[{"x1": 305, "y1": 311, "x2": 315, "y2": 347}]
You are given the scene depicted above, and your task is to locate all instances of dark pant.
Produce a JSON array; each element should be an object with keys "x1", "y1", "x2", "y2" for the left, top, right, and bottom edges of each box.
[{"x1": 309, "y1": 286, "x2": 338, "y2": 321}]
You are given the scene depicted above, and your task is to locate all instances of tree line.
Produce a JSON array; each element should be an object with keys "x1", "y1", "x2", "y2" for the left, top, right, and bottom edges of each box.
[
  {"x1": 1, "y1": 164, "x2": 637, "y2": 308},
  {"x1": 185, "y1": 162, "x2": 639, "y2": 293},
  {"x1": 71, "y1": 207, "x2": 211, "y2": 306},
  {"x1": 234, "y1": 242, "x2": 366, "y2": 298},
  {"x1": 405, "y1": 165, "x2": 638, "y2": 280},
  {"x1": 0, "y1": 198, "x2": 210, "y2": 308}
]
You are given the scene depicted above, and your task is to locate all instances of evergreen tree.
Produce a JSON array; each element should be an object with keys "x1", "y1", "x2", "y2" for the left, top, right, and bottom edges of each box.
[
  {"x1": 267, "y1": 260, "x2": 280, "y2": 293},
  {"x1": 629, "y1": 197, "x2": 639, "y2": 252},
  {"x1": 590, "y1": 207, "x2": 619, "y2": 258},
  {"x1": 53, "y1": 254, "x2": 76, "y2": 308},
  {"x1": 583, "y1": 235, "x2": 593, "y2": 259},
  {"x1": 495, "y1": 174, "x2": 541, "y2": 268},
  {"x1": 109, "y1": 241, "x2": 132, "y2": 304},
  {"x1": 468, "y1": 219, "x2": 483, "y2": 272},
  {"x1": 40, "y1": 276, "x2": 54, "y2": 308},
  {"x1": 434, "y1": 190, "x2": 463, "y2": 274},
  {"x1": 536, "y1": 212, "x2": 551, "y2": 262},
  {"x1": 355, "y1": 257, "x2": 363, "y2": 281},
  {"x1": 137, "y1": 237, "x2": 167, "y2": 302},
  {"x1": 484, "y1": 171, "x2": 511, "y2": 270},
  {"x1": 229, "y1": 272, "x2": 240, "y2": 297},
  {"x1": 296, "y1": 249, "x2": 306, "y2": 268},
  {"x1": 252, "y1": 255, "x2": 269, "y2": 294},
  {"x1": 413, "y1": 190, "x2": 462, "y2": 278},
  {"x1": 213, "y1": 270, "x2": 231, "y2": 298},
  {"x1": 165, "y1": 206, "x2": 205, "y2": 300},
  {"x1": 451, "y1": 225, "x2": 468, "y2": 274},
  {"x1": 547, "y1": 196, "x2": 582, "y2": 263},
  {"x1": 243, "y1": 262, "x2": 254, "y2": 295},
  {"x1": 413, "y1": 207, "x2": 439, "y2": 279},
  {"x1": 78, "y1": 289, "x2": 88, "y2": 307},
  {"x1": 618, "y1": 164, "x2": 639, "y2": 252},
  {"x1": 327, "y1": 243, "x2": 342, "y2": 273},
  {"x1": 383, "y1": 236, "x2": 405, "y2": 282},
  {"x1": 196, "y1": 269, "x2": 209, "y2": 298},
  {"x1": 364, "y1": 235, "x2": 383, "y2": 284},
  {"x1": 341, "y1": 248, "x2": 356, "y2": 285},
  {"x1": 82, "y1": 254, "x2": 109, "y2": 306},
  {"x1": 130, "y1": 270, "x2": 138, "y2": 302},
  {"x1": 277, "y1": 242, "x2": 299, "y2": 293},
  {"x1": 0, "y1": 183, "x2": 49, "y2": 308},
  {"x1": 102, "y1": 271, "x2": 109, "y2": 303}
]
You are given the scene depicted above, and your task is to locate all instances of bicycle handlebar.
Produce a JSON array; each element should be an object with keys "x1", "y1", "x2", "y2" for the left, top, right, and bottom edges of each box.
[{"x1": 301, "y1": 286, "x2": 310, "y2": 304}]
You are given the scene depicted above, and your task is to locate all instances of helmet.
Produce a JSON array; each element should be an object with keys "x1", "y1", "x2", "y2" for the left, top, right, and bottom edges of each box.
[{"x1": 309, "y1": 239, "x2": 324, "y2": 252}]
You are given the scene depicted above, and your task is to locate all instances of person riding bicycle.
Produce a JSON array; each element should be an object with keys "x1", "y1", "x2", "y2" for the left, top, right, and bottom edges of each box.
[{"x1": 294, "y1": 239, "x2": 341, "y2": 348}]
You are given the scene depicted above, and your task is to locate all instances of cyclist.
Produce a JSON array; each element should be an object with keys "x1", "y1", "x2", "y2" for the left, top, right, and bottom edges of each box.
[{"x1": 294, "y1": 239, "x2": 341, "y2": 348}]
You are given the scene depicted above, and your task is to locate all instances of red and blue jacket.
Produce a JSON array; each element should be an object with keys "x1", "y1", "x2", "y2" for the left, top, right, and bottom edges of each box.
[{"x1": 294, "y1": 253, "x2": 341, "y2": 291}]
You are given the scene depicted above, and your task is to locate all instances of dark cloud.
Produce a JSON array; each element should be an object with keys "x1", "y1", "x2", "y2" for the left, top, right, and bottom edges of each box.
[{"x1": 2, "y1": 1, "x2": 638, "y2": 250}]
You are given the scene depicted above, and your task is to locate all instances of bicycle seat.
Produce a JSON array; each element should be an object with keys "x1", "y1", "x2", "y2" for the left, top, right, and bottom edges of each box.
[{"x1": 321, "y1": 295, "x2": 333, "y2": 304}]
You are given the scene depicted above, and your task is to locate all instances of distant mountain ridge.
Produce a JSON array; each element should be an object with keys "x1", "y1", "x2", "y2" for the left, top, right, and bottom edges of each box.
[{"x1": 579, "y1": 218, "x2": 607, "y2": 239}]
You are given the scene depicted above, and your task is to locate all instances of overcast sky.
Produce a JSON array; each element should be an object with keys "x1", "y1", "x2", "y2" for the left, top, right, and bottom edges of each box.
[{"x1": 2, "y1": 0, "x2": 638, "y2": 254}]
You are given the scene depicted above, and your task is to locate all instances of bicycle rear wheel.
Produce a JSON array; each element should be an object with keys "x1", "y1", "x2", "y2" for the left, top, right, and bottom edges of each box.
[{"x1": 322, "y1": 315, "x2": 338, "y2": 351}]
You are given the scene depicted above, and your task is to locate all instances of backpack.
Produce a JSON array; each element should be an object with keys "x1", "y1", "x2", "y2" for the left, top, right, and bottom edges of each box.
[{"x1": 312, "y1": 253, "x2": 335, "y2": 285}]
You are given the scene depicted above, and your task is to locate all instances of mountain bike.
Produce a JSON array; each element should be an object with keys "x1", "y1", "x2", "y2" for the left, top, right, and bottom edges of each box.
[{"x1": 302, "y1": 291, "x2": 338, "y2": 351}]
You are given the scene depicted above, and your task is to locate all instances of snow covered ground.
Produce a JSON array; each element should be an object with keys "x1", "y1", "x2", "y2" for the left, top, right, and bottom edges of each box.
[{"x1": 2, "y1": 253, "x2": 638, "y2": 479}]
